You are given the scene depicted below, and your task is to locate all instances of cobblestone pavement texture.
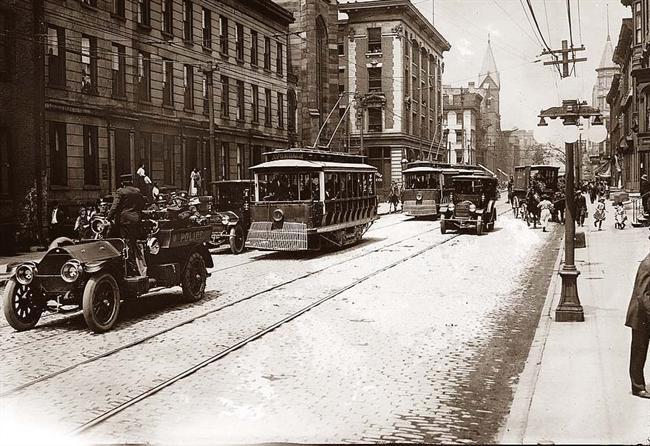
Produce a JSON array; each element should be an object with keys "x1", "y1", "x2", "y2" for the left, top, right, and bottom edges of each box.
[{"x1": 1, "y1": 199, "x2": 561, "y2": 444}]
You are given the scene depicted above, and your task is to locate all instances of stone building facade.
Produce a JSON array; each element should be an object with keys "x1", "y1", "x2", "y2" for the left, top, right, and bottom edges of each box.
[
  {"x1": 337, "y1": 0, "x2": 450, "y2": 197},
  {"x1": 608, "y1": 5, "x2": 646, "y2": 192},
  {"x1": 39, "y1": 0, "x2": 292, "y2": 232},
  {"x1": 275, "y1": 0, "x2": 339, "y2": 147},
  {"x1": 442, "y1": 87, "x2": 482, "y2": 165}
]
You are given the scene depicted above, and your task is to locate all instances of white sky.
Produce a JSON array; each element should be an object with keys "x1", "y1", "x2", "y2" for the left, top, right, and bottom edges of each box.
[{"x1": 413, "y1": 0, "x2": 629, "y2": 130}]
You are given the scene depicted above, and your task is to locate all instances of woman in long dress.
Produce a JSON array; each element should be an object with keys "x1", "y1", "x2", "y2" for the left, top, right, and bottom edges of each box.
[
  {"x1": 189, "y1": 168, "x2": 201, "y2": 197},
  {"x1": 594, "y1": 198, "x2": 607, "y2": 230},
  {"x1": 537, "y1": 195, "x2": 554, "y2": 232}
]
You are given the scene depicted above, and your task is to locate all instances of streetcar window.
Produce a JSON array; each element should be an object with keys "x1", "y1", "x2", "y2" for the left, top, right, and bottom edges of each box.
[
  {"x1": 369, "y1": 174, "x2": 375, "y2": 195},
  {"x1": 299, "y1": 173, "x2": 312, "y2": 201},
  {"x1": 260, "y1": 173, "x2": 301, "y2": 201},
  {"x1": 325, "y1": 173, "x2": 336, "y2": 200}
]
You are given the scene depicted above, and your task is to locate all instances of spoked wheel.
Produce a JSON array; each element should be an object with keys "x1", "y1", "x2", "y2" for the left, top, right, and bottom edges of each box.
[
  {"x1": 82, "y1": 273, "x2": 121, "y2": 333},
  {"x1": 181, "y1": 252, "x2": 207, "y2": 302},
  {"x1": 512, "y1": 196, "x2": 520, "y2": 218},
  {"x1": 229, "y1": 225, "x2": 246, "y2": 255},
  {"x1": 3, "y1": 279, "x2": 42, "y2": 331}
]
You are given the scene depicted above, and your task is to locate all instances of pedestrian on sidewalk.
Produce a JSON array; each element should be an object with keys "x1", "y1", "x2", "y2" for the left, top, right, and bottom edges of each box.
[
  {"x1": 594, "y1": 198, "x2": 606, "y2": 231},
  {"x1": 625, "y1": 236, "x2": 650, "y2": 399},
  {"x1": 575, "y1": 191, "x2": 587, "y2": 227},
  {"x1": 614, "y1": 204, "x2": 628, "y2": 230},
  {"x1": 537, "y1": 195, "x2": 554, "y2": 232}
]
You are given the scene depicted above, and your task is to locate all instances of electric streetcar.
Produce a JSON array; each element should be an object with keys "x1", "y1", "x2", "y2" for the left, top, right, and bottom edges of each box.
[{"x1": 245, "y1": 148, "x2": 379, "y2": 251}]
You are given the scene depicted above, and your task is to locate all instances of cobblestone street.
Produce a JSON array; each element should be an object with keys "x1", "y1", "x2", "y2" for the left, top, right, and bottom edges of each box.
[{"x1": 1, "y1": 200, "x2": 563, "y2": 444}]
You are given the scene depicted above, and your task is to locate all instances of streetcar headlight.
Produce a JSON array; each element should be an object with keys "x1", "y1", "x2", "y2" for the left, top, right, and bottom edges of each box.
[
  {"x1": 469, "y1": 204, "x2": 477, "y2": 213},
  {"x1": 416, "y1": 193, "x2": 423, "y2": 201},
  {"x1": 448, "y1": 203, "x2": 455, "y2": 211},
  {"x1": 272, "y1": 209, "x2": 284, "y2": 222},
  {"x1": 221, "y1": 215, "x2": 230, "y2": 225},
  {"x1": 15, "y1": 264, "x2": 36, "y2": 285},
  {"x1": 60, "y1": 260, "x2": 82, "y2": 283}
]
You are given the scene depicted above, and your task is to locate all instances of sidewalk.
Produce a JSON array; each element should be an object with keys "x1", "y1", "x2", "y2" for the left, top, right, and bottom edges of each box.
[{"x1": 500, "y1": 197, "x2": 650, "y2": 444}]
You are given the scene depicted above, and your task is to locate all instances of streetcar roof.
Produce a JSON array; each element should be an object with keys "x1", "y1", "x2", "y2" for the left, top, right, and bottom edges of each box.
[
  {"x1": 402, "y1": 166, "x2": 443, "y2": 174},
  {"x1": 250, "y1": 159, "x2": 377, "y2": 172},
  {"x1": 451, "y1": 175, "x2": 498, "y2": 182}
]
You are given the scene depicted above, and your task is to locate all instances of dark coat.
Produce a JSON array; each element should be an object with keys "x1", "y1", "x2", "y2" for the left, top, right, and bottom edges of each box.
[
  {"x1": 107, "y1": 186, "x2": 146, "y2": 225},
  {"x1": 626, "y1": 251, "x2": 650, "y2": 332}
]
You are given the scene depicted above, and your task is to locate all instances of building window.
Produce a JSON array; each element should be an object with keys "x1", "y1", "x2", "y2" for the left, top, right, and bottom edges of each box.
[
  {"x1": 276, "y1": 42, "x2": 283, "y2": 75},
  {"x1": 236, "y1": 144, "x2": 245, "y2": 179},
  {"x1": 252, "y1": 84, "x2": 259, "y2": 123},
  {"x1": 162, "y1": 0, "x2": 173, "y2": 35},
  {"x1": 49, "y1": 122, "x2": 67, "y2": 186},
  {"x1": 81, "y1": 35, "x2": 97, "y2": 95},
  {"x1": 635, "y1": 2, "x2": 643, "y2": 44},
  {"x1": 455, "y1": 131, "x2": 462, "y2": 143},
  {"x1": 137, "y1": 0, "x2": 151, "y2": 27},
  {"x1": 288, "y1": 89, "x2": 296, "y2": 132},
  {"x1": 235, "y1": 23, "x2": 244, "y2": 61},
  {"x1": 220, "y1": 16, "x2": 228, "y2": 55},
  {"x1": 264, "y1": 36, "x2": 271, "y2": 70},
  {"x1": 251, "y1": 30, "x2": 258, "y2": 66},
  {"x1": 183, "y1": 0, "x2": 193, "y2": 42},
  {"x1": 277, "y1": 92, "x2": 284, "y2": 128},
  {"x1": 367, "y1": 27, "x2": 381, "y2": 53},
  {"x1": 368, "y1": 107, "x2": 382, "y2": 132},
  {"x1": 337, "y1": 42, "x2": 344, "y2": 56},
  {"x1": 368, "y1": 67, "x2": 382, "y2": 92},
  {"x1": 315, "y1": 16, "x2": 328, "y2": 117},
  {"x1": 47, "y1": 26, "x2": 65, "y2": 87},
  {"x1": 113, "y1": 0, "x2": 125, "y2": 18},
  {"x1": 111, "y1": 43, "x2": 126, "y2": 98},
  {"x1": 163, "y1": 135, "x2": 174, "y2": 184},
  {"x1": 456, "y1": 112, "x2": 463, "y2": 124},
  {"x1": 83, "y1": 125, "x2": 99, "y2": 186},
  {"x1": 265, "y1": 88, "x2": 272, "y2": 126},
  {"x1": 136, "y1": 51, "x2": 151, "y2": 102},
  {"x1": 136, "y1": 132, "x2": 152, "y2": 174},
  {"x1": 162, "y1": 59, "x2": 173, "y2": 106},
  {"x1": 221, "y1": 75, "x2": 229, "y2": 117},
  {"x1": 236, "y1": 80, "x2": 245, "y2": 120},
  {"x1": 202, "y1": 8, "x2": 211, "y2": 48},
  {"x1": 184, "y1": 65, "x2": 194, "y2": 110},
  {"x1": 220, "y1": 142, "x2": 229, "y2": 179}
]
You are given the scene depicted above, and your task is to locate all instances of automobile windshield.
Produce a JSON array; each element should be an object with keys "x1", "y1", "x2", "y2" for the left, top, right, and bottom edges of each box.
[
  {"x1": 405, "y1": 173, "x2": 440, "y2": 189},
  {"x1": 257, "y1": 172, "x2": 320, "y2": 201}
]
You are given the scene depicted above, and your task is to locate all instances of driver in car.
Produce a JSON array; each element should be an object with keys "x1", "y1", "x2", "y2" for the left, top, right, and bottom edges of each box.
[{"x1": 107, "y1": 176, "x2": 148, "y2": 276}]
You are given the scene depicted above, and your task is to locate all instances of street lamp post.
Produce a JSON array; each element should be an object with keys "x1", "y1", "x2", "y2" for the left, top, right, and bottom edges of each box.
[{"x1": 538, "y1": 99, "x2": 603, "y2": 322}]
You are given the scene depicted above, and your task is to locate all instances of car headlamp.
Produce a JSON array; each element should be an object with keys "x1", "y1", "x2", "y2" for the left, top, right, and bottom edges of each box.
[
  {"x1": 60, "y1": 260, "x2": 82, "y2": 283},
  {"x1": 146, "y1": 237, "x2": 160, "y2": 255},
  {"x1": 469, "y1": 204, "x2": 477, "y2": 213},
  {"x1": 15, "y1": 264, "x2": 36, "y2": 285},
  {"x1": 221, "y1": 215, "x2": 230, "y2": 225}
]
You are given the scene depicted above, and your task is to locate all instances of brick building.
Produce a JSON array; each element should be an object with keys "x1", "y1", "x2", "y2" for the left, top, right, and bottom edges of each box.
[
  {"x1": 37, "y1": 0, "x2": 292, "y2": 235},
  {"x1": 0, "y1": 0, "x2": 44, "y2": 251},
  {"x1": 607, "y1": 0, "x2": 650, "y2": 193},
  {"x1": 338, "y1": 0, "x2": 450, "y2": 197}
]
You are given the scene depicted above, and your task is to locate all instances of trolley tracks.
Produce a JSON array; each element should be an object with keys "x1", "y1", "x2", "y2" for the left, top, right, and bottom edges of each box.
[{"x1": 3, "y1": 206, "x2": 512, "y2": 416}]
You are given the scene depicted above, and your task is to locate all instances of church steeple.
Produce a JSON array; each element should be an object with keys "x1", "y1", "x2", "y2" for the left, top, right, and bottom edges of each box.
[{"x1": 479, "y1": 36, "x2": 499, "y2": 89}]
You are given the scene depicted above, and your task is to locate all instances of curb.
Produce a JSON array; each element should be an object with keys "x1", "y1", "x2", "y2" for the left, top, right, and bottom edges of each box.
[{"x1": 497, "y1": 228, "x2": 565, "y2": 444}]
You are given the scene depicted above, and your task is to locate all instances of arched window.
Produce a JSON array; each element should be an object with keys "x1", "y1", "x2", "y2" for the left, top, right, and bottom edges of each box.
[{"x1": 315, "y1": 16, "x2": 328, "y2": 123}]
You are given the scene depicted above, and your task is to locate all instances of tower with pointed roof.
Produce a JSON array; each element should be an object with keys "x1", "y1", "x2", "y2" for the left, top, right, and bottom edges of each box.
[
  {"x1": 476, "y1": 37, "x2": 501, "y2": 173},
  {"x1": 587, "y1": 30, "x2": 619, "y2": 177}
]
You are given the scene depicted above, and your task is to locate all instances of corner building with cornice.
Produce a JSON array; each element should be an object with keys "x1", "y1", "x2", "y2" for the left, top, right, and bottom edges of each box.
[{"x1": 338, "y1": 0, "x2": 450, "y2": 198}]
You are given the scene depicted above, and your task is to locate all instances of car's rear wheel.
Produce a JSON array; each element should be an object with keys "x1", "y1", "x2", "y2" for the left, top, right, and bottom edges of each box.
[
  {"x1": 476, "y1": 216, "x2": 483, "y2": 235},
  {"x1": 229, "y1": 225, "x2": 246, "y2": 255},
  {"x1": 82, "y1": 273, "x2": 120, "y2": 333},
  {"x1": 181, "y1": 252, "x2": 207, "y2": 302},
  {"x1": 3, "y1": 279, "x2": 42, "y2": 331}
]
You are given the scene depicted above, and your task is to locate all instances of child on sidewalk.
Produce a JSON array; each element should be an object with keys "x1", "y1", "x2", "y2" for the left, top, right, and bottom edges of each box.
[
  {"x1": 594, "y1": 198, "x2": 606, "y2": 231},
  {"x1": 614, "y1": 204, "x2": 627, "y2": 229}
]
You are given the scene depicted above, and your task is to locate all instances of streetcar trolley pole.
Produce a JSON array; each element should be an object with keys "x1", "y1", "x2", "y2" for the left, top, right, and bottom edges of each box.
[{"x1": 538, "y1": 100, "x2": 603, "y2": 322}]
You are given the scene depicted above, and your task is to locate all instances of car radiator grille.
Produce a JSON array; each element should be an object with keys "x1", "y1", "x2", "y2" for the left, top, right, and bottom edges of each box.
[{"x1": 455, "y1": 202, "x2": 471, "y2": 219}]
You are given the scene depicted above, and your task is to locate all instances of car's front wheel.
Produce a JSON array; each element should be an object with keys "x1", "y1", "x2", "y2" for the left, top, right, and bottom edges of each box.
[
  {"x1": 3, "y1": 279, "x2": 42, "y2": 331},
  {"x1": 82, "y1": 273, "x2": 121, "y2": 333},
  {"x1": 229, "y1": 225, "x2": 246, "y2": 254},
  {"x1": 181, "y1": 252, "x2": 207, "y2": 302}
]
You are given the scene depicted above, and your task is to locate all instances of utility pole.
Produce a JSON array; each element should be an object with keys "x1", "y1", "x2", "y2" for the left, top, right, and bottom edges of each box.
[
  {"x1": 203, "y1": 62, "x2": 216, "y2": 181},
  {"x1": 542, "y1": 40, "x2": 587, "y2": 78},
  {"x1": 34, "y1": 0, "x2": 45, "y2": 245}
]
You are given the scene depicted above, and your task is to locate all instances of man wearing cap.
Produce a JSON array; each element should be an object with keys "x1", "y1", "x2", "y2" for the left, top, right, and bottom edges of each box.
[
  {"x1": 625, "y1": 233, "x2": 650, "y2": 399},
  {"x1": 107, "y1": 176, "x2": 147, "y2": 275}
]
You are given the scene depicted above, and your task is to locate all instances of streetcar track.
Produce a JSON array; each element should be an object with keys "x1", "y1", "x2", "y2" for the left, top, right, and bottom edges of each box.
[
  {"x1": 2, "y1": 207, "x2": 512, "y2": 399},
  {"x1": 72, "y1": 207, "x2": 513, "y2": 436}
]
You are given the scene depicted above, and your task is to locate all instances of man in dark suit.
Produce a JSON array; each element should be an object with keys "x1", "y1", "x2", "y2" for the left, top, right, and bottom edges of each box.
[
  {"x1": 107, "y1": 176, "x2": 147, "y2": 276},
  {"x1": 626, "y1": 236, "x2": 650, "y2": 399},
  {"x1": 49, "y1": 201, "x2": 65, "y2": 241}
]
